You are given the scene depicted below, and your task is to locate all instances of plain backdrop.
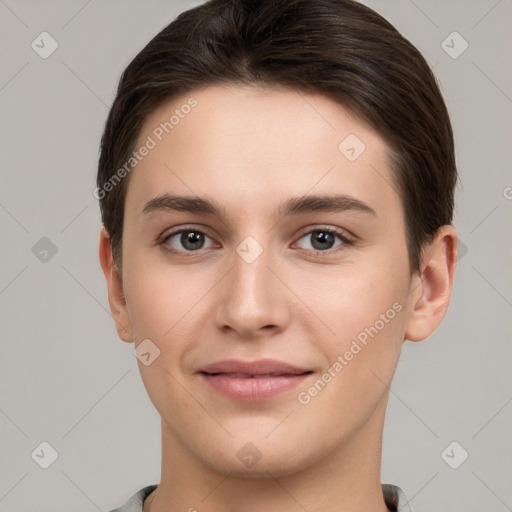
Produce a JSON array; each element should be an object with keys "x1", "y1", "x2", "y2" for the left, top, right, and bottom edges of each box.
[{"x1": 0, "y1": 1, "x2": 511, "y2": 511}]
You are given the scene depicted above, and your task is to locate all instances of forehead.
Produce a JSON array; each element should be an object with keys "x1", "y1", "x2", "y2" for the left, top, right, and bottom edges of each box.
[{"x1": 126, "y1": 84, "x2": 400, "y2": 220}]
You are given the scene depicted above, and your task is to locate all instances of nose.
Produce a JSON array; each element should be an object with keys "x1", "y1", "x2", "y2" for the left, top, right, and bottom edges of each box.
[{"x1": 215, "y1": 240, "x2": 291, "y2": 339}]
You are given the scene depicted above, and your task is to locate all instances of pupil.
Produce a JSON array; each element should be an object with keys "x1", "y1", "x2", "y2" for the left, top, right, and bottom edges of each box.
[
  {"x1": 312, "y1": 231, "x2": 334, "y2": 250},
  {"x1": 182, "y1": 231, "x2": 203, "y2": 250}
]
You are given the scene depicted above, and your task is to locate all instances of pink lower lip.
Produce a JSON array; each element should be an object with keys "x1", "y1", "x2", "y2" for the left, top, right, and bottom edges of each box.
[{"x1": 200, "y1": 373, "x2": 311, "y2": 401}]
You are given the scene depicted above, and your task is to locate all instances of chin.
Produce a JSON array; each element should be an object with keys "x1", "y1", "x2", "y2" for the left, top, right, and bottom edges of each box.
[{"x1": 198, "y1": 436, "x2": 319, "y2": 479}]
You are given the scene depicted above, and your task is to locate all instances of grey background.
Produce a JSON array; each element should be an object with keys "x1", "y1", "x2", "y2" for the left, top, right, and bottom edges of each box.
[{"x1": 0, "y1": 0, "x2": 511, "y2": 510}]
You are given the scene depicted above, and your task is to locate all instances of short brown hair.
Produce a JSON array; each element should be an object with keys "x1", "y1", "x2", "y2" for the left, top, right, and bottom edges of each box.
[{"x1": 97, "y1": 0, "x2": 457, "y2": 272}]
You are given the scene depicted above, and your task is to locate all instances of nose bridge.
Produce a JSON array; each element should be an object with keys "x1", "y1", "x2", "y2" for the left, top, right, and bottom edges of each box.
[
  {"x1": 217, "y1": 234, "x2": 289, "y2": 335},
  {"x1": 234, "y1": 240, "x2": 269, "y2": 297},
  {"x1": 232, "y1": 236, "x2": 274, "y2": 310}
]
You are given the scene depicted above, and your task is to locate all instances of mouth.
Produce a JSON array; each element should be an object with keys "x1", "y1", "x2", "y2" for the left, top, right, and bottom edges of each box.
[{"x1": 198, "y1": 359, "x2": 313, "y2": 401}]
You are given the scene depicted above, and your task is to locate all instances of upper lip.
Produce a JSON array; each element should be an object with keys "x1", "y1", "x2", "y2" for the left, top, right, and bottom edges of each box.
[{"x1": 199, "y1": 359, "x2": 311, "y2": 376}]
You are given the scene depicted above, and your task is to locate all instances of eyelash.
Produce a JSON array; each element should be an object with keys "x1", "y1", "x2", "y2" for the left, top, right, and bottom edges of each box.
[{"x1": 158, "y1": 225, "x2": 355, "y2": 258}]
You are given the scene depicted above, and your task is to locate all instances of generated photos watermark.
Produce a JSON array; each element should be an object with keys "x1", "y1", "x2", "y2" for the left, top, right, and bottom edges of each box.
[
  {"x1": 297, "y1": 301, "x2": 403, "y2": 405},
  {"x1": 93, "y1": 97, "x2": 198, "y2": 200}
]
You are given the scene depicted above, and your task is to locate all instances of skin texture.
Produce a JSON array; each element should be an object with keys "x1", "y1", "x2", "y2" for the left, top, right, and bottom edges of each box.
[{"x1": 99, "y1": 85, "x2": 458, "y2": 512}]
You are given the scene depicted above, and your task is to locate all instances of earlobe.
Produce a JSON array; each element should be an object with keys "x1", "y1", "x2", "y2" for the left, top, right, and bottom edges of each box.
[
  {"x1": 404, "y1": 225, "x2": 458, "y2": 342},
  {"x1": 98, "y1": 228, "x2": 133, "y2": 343}
]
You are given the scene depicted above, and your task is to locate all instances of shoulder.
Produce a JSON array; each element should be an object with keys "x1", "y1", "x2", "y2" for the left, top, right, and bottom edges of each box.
[
  {"x1": 382, "y1": 483, "x2": 413, "y2": 512},
  {"x1": 106, "y1": 484, "x2": 158, "y2": 512}
]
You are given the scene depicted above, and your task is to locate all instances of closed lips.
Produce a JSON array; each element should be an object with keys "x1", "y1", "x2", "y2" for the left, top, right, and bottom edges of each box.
[
  {"x1": 198, "y1": 359, "x2": 314, "y2": 401},
  {"x1": 203, "y1": 372, "x2": 312, "y2": 378},
  {"x1": 198, "y1": 358, "x2": 312, "y2": 376}
]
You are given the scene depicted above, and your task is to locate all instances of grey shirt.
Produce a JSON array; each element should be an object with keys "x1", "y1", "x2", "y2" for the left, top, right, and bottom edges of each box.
[{"x1": 107, "y1": 483, "x2": 413, "y2": 511}]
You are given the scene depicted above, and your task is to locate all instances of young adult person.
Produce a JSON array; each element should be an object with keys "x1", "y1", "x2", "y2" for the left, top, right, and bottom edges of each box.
[{"x1": 97, "y1": 1, "x2": 459, "y2": 510}]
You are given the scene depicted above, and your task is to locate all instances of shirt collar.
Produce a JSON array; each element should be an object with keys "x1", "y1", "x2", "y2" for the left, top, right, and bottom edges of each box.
[{"x1": 109, "y1": 482, "x2": 413, "y2": 511}]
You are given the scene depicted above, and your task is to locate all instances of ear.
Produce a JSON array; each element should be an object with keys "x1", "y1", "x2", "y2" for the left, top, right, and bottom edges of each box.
[
  {"x1": 98, "y1": 227, "x2": 133, "y2": 343},
  {"x1": 405, "y1": 225, "x2": 458, "y2": 342}
]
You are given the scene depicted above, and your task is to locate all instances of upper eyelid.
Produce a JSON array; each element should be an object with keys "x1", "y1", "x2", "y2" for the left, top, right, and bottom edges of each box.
[
  {"x1": 159, "y1": 226, "x2": 215, "y2": 243},
  {"x1": 296, "y1": 224, "x2": 354, "y2": 240},
  {"x1": 161, "y1": 225, "x2": 217, "y2": 242}
]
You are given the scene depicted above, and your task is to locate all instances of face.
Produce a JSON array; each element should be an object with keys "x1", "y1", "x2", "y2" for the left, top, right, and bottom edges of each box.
[{"x1": 105, "y1": 85, "x2": 438, "y2": 477}]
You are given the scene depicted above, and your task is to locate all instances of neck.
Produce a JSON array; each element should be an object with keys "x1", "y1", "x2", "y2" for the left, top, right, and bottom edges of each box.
[{"x1": 146, "y1": 396, "x2": 391, "y2": 512}]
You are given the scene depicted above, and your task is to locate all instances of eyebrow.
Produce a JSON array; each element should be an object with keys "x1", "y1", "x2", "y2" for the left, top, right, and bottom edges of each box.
[{"x1": 141, "y1": 193, "x2": 376, "y2": 219}]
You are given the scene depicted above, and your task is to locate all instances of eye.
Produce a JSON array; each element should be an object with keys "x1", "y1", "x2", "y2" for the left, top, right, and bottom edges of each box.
[
  {"x1": 159, "y1": 225, "x2": 354, "y2": 256},
  {"x1": 294, "y1": 227, "x2": 353, "y2": 253},
  {"x1": 161, "y1": 228, "x2": 216, "y2": 253}
]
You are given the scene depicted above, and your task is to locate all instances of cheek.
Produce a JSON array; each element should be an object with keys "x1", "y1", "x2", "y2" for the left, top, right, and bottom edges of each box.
[
  {"x1": 122, "y1": 257, "x2": 222, "y2": 374},
  {"x1": 122, "y1": 254, "x2": 198, "y2": 339},
  {"x1": 124, "y1": 275, "x2": 173, "y2": 340},
  {"x1": 300, "y1": 260, "x2": 408, "y2": 344},
  {"x1": 122, "y1": 262, "x2": 203, "y2": 412},
  {"x1": 293, "y1": 278, "x2": 406, "y2": 439},
  {"x1": 298, "y1": 263, "x2": 408, "y2": 399}
]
